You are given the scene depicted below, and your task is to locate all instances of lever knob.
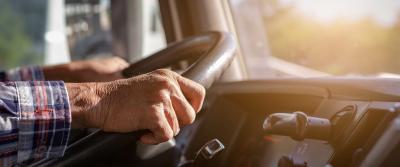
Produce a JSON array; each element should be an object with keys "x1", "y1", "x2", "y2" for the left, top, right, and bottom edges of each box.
[{"x1": 263, "y1": 111, "x2": 331, "y2": 141}]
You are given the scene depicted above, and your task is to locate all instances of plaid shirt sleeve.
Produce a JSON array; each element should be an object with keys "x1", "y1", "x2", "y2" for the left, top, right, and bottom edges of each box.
[
  {"x1": 0, "y1": 66, "x2": 45, "y2": 82},
  {"x1": 0, "y1": 67, "x2": 71, "y2": 166}
]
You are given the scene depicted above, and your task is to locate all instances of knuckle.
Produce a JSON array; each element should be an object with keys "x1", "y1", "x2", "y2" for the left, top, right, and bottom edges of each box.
[
  {"x1": 159, "y1": 129, "x2": 173, "y2": 142},
  {"x1": 150, "y1": 75, "x2": 172, "y2": 89},
  {"x1": 153, "y1": 69, "x2": 172, "y2": 76},
  {"x1": 153, "y1": 69, "x2": 178, "y2": 80},
  {"x1": 148, "y1": 106, "x2": 163, "y2": 121},
  {"x1": 158, "y1": 77, "x2": 172, "y2": 88}
]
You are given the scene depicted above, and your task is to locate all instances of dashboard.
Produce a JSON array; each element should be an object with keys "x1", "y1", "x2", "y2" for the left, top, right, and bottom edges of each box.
[
  {"x1": 33, "y1": 78, "x2": 400, "y2": 167},
  {"x1": 182, "y1": 79, "x2": 400, "y2": 167}
]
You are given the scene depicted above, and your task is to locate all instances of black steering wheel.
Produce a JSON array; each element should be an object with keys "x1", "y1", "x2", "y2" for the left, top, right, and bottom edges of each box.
[{"x1": 33, "y1": 31, "x2": 236, "y2": 166}]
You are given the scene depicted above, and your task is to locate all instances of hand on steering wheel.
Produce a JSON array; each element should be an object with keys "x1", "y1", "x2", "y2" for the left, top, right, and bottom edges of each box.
[
  {"x1": 40, "y1": 31, "x2": 236, "y2": 166},
  {"x1": 68, "y1": 69, "x2": 205, "y2": 144}
]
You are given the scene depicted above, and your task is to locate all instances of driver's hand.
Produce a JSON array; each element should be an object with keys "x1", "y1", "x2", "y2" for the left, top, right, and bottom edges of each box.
[
  {"x1": 67, "y1": 69, "x2": 206, "y2": 144},
  {"x1": 43, "y1": 57, "x2": 129, "y2": 82}
]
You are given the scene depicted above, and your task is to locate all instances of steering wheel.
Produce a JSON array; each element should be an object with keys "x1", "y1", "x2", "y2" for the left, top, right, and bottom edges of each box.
[{"x1": 33, "y1": 31, "x2": 236, "y2": 166}]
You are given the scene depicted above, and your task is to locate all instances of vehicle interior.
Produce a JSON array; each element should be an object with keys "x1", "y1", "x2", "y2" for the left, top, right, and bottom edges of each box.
[{"x1": 1, "y1": 0, "x2": 400, "y2": 167}]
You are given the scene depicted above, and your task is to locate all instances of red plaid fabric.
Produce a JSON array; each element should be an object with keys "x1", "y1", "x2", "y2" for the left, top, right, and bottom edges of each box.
[{"x1": 0, "y1": 67, "x2": 71, "y2": 166}]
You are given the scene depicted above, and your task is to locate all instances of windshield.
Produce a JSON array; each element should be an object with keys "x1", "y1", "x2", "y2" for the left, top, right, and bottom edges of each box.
[{"x1": 262, "y1": 0, "x2": 400, "y2": 75}]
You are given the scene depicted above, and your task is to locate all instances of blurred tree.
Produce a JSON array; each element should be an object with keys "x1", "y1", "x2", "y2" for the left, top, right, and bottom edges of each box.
[
  {"x1": 0, "y1": 0, "x2": 33, "y2": 70},
  {"x1": 263, "y1": 0, "x2": 400, "y2": 75}
]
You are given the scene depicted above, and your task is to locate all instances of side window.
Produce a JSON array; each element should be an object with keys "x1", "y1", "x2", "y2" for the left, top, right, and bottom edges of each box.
[
  {"x1": 141, "y1": 0, "x2": 166, "y2": 58},
  {"x1": 0, "y1": 0, "x2": 47, "y2": 70},
  {"x1": 230, "y1": 0, "x2": 400, "y2": 77},
  {"x1": 262, "y1": 0, "x2": 400, "y2": 75}
]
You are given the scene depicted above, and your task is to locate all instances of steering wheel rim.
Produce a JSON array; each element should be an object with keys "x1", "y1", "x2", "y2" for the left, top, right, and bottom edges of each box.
[
  {"x1": 122, "y1": 31, "x2": 236, "y2": 89},
  {"x1": 33, "y1": 31, "x2": 236, "y2": 166}
]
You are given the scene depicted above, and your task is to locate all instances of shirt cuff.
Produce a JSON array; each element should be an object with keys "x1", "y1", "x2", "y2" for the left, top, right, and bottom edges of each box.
[
  {"x1": 15, "y1": 81, "x2": 71, "y2": 163},
  {"x1": 0, "y1": 66, "x2": 45, "y2": 82}
]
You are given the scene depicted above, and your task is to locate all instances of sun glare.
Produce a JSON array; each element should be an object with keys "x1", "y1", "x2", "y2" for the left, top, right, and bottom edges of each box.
[{"x1": 283, "y1": 0, "x2": 400, "y2": 26}]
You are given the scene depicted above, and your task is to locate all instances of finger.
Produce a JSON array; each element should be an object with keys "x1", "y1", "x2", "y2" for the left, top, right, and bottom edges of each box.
[
  {"x1": 175, "y1": 75, "x2": 206, "y2": 113},
  {"x1": 161, "y1": 77, "x2": 197, "y2": 126},
  {"x1": 110, "y1": 57, "x2": 129, "y2": 79},
  {"x1": 107, "y1": 57, "x2": 129, "y2": 72},
  {"x1": 140, "y1": 123, "x2": 173, "y2": 144},
  {"x1": 170, "y1": 94, "x2": 196, "y2": 126},
  {"x1": 163, "y1": 96, "x2": 180, "y2": 136},
  {"x1": 112, "y1": 57, "x2": 129, "y2": 69},
  {"x1": 140, "y1": 132, "x2": 159, "y2": 145},
  {"x1": 140, "y1": 109, "x2": 174, "y2": 144}
]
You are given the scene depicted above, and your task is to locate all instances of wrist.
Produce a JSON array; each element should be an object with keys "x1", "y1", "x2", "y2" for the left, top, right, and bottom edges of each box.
[
  {"x1": 66, "y1": 82, "x2": 103, "y2": 129},
  {"x1": 43, "y1": 61, "x2": 88, "y2": 82}
]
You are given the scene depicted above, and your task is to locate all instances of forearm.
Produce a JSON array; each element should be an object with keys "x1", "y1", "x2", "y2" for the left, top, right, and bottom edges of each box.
[
  {"x1": 43, "y1": 57, "x2": 128, "y2": 83},
  {"x1": 42, "y1": 63, "x2": 81, "y2": 82},
  {"x1": 42, "y1": 64, "x2": 71, "y2": 81},
  {"x1": 66, "y1": 82, "x2": 103, "y2": 129}
]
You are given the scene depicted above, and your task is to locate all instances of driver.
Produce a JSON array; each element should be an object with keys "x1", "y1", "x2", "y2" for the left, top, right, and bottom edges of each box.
[{"x1": 0, "y1": 57, "x2": 205, "y2": 166}]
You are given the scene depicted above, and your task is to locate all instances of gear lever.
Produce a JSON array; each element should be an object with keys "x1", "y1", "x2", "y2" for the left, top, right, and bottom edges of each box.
[{"x1": 263, "y1": 111, "x2": 331, "y2": 141}]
